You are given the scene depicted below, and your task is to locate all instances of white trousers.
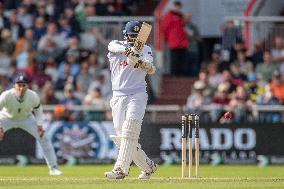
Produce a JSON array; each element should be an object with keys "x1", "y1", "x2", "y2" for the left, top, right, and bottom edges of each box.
[
  {"x1": 0, "y1": 112, "x2": 58, "y2": 168},
  {"x1": 110, "y1": 92, "x2": 148, "y2": 134},
  {"x1": 110, "y1": 92, "x2": 154, "y2": 173}
]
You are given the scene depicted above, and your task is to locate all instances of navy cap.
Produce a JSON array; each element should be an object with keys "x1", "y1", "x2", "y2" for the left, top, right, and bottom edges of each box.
[{"x1": 14, "y1": 73, "x2": 29, "y2": 84}]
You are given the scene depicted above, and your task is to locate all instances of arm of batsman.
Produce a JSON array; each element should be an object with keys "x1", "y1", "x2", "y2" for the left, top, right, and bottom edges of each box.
[
  {"x1": 124, "y1": 46, "x2": 143, "y2": 67},
  {"x1": 108, "y1": 40, "x2": 126, "y2": 53},
  {"x1": 125, "y1": 47, "x2": 156, "y2": 74}
]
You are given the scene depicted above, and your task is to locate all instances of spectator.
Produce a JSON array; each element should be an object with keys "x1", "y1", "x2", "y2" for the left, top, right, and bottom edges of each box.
[
  {"x1": 269, "y1": 70, "x2": 284, "y2": 104},
  {"x1": 15, "y1": 29, "x2": 37, "y2": 55},
  {"x1": 228, "y1": 85, "x2": 253, "y2": 123},
  {"x1": 58, "y1": 15, "x2": 76, "y2": 41},
  {"x1": 221, "y1": 20, "x2": 242, "y2": 61},
  {"x1": 35, "y1": 37, "x2": 61, "y2": 65},
  {"x1": 14, "y1": 40, "x2": 35, "y2": 75},
  {"x1": 76, "y1": 61, "x2": 93, "y2": 94},
  {"x1": 83, "y1": 87, "x2": 107, "y2": 121},
  {"x1": 17, "y1": 4, "x2": 33, "y2": 29},
  {"x1": 221, "y1": 70, "x2": 237, "y2": 93},
  {"x1": 0, "y1": 2, "x2": 9, "y2": 29},
  {"x1": 271, "y1": 36, "x2": 284, "y2": 64},
  {"x1": 5, "y1": 10, "x2": 25, "y2": 42},
  {"x1": 106, "y1": 3, "x2": 120, "y2": 16},
  {"x1": 0, "y1": 29, "x2": 15, "y2": 55},
  {"x1": 40, "y1": 81, "x2": 59, "y2": 104},
  {"x1": 21, "y1": 0, "x2": 37, "y2": 14},
  {"x1": 63, "y1": 5, "x2": 81, "y2": 34},
  {"x1": 247, "y1": 39, "x2": 264, "y2": 67},
  {"x1": 273, "y1": 36, "x2": 284, "y2": 76},
  {"x1": 45, "y1": 0, "x2": 56, "y2": 18},
  {"x1": 256, "y1": 84, "x2": 282, "y2": 123},
  {"x1": 207, "y1": 63, "x2": 223, "y2": 88},
  {"x1": 55, "y1": 63, "x2": 72, "y2": 90},
  {"x1": 87, "y1": 52, "x2": 101, "y2": 78},
  {"x1": 232, "y1": 50, "x2": 253, "y2": 75},
  {"x1": 34, "y1": 1, "x2": 50, "y2": 21},
  {"x1": 210, "y1": 44, "x2": 228, "y2": 72},
  {"x1": 38, "y1": 22, "x2": 67, "y2": 51},
  {"x1": 162, "y1": 1, "x2": 189, "y2": 76},
  {"x1": 229, "y1": 63, "x2": 247, "y2": 87},
  {"x1": 0, "y1": 49, "x2": 11, "y2": 75},
  {"x1": 32, "y1": 63, "x2": 52, "y2": 89},
  {"x1": 184, "y1": 13, "x2": 202, "y2": 77},
  {"x1": 245, "y1": 73, "x2": 265, "y2": 103},
  {"x1": 58, "y1": 50, "x2": 80, "y2": 77},
  {"x1": 61, "y1": 36, "x2": 82, "y2": 62},
  {"x1": 59, "y1": 84, "x2": 81, "y2": 121},
  {"x1": 88, "y1": 74, "x2": 112, "y2": 100},
  {"x1": 75, "y1": 3, "x2": 96, "y2": 30},
  {"x1": 33, "y1": 17, "x2": 47, "y2": 41},
  {"x1": 255, "y1": 50, "x2": 279, "y2": 82},
  {"x1": 210, "y1": 83, "x2": 231, "y2": 122},
  {"x1": 191, "y1": 70, "x2": 214, "y2": 98},
  {"x1": 185, "y1": 80, "x2": 211, "y2": 121}
]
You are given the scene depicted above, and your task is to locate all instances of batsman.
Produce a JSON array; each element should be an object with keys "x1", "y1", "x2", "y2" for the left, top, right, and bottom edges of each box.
[{"x1": 105, "y1": 21, "x2": 157, "y2": 179}]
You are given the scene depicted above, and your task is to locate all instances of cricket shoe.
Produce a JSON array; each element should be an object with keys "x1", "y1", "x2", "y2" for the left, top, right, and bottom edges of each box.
[
  {"x1": 49, "y1": 167, "x2": 63, "y2": 176},
  {"x1": 138, "y1": 161, "x2": 158, "y2": 179},
  {"x1": 105, "y1": 168, "x2": 126, "y2": 179}
]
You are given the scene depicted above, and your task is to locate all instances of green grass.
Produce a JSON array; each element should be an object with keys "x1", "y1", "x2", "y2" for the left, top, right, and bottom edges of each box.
[{"x1": 0, "y1": 165, "x2": 284, "y2": 189}]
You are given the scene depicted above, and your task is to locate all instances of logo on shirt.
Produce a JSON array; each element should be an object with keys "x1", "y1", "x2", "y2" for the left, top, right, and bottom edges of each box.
[{"x1": 119, "y1": 61, "x2": 128, "y2": 67}]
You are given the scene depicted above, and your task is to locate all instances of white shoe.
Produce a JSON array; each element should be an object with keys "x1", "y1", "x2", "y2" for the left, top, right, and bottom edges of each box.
[
  {"x1": 49, "y1": 167, "x2": 63, "y2": 176},
  {"x1": 138, "y1": 161, "x2": 158, "y2": 179},
  {"x1": 105, "y1": 168, "x2": 126, "y2": 179}
]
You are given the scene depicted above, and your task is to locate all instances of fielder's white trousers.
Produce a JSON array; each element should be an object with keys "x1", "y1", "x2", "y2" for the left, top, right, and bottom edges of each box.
[{"x1": 0, "y1": 112, "x2": 58, "y2": 168}]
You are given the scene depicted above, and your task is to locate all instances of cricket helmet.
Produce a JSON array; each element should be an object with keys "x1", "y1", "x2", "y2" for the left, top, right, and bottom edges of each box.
[{"x1": 123, "y1": 21, "x2": 142, "y2": 43}]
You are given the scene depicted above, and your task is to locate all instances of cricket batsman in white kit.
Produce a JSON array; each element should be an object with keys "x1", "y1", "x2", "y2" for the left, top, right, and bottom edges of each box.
[
  {"x1": 0, "y1": 74, "x2": 62, "y2": 176},
  {"x1": 104, "y1": 21, "x2": 157, "y2": 179}
]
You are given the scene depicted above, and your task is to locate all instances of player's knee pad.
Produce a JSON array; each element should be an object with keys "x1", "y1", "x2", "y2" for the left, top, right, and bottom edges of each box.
[
  {"x1": 111, "y1": 135, "x2": 142, "y2": 149},
  {"x1": 121, "y1": 117, "x2": 141, "y2": 141}
]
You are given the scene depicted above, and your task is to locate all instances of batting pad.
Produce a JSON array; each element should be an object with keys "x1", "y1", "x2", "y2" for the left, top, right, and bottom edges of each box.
[
  {"x1": 111, "y1": 135, "x2": 153, "y2": 173},
  {"x1": 114, "y1": 118, "x2": 141, "y2": 175}
]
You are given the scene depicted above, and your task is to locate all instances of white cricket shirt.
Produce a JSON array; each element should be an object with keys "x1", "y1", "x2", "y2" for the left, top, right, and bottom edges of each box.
[
  {"x1": 107, "y1": 40, "x2": 153, "y2": 96},
  {"x1": 0, "y1": 88, "x2": 44, "y2": 125}
]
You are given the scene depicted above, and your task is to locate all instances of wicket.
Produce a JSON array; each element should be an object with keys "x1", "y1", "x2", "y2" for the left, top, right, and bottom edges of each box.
[{"x1": 181, "y1": 114, "x2": 200, "y2": 178}]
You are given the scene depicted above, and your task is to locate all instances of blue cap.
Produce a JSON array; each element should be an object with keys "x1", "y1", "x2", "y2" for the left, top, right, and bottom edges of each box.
[
  {"x1": 247, "y1": 73, "x2": 257, "y2": 82},
  {"x1": 14, "y1": 73, "x2": 29, "y2": 84}
]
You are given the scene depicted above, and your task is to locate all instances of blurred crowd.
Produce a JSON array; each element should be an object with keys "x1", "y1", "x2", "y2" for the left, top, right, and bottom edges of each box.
[
  {"x1": 0, "y1": 0, "x2": 142, "y2": 121},
  {"x1": 185, "y1": 35, "x2": 284, "y2": 124},
  {"x1": 1, "y1": 0, "x2": 284, "y2": 124},
  {"x1": 162, "y1": 1, "x2": 284, "y2": 124}
]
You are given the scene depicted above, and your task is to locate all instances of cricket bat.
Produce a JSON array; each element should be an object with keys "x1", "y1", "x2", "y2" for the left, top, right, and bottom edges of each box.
[
  {"x1": 124, "y1": 22, "x2": 152, "y2": 68},
  {"x1": 133, "y1": 22, "x2": 152, "y2": 52}
]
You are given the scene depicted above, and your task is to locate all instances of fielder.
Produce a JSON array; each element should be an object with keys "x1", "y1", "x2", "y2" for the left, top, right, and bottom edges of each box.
[
  {"x1": 104, "y1": 21, "x2": 157, "y2": 179},
  {"x1": 0, "y1": 74, "x2": 62, "y2": 176}
]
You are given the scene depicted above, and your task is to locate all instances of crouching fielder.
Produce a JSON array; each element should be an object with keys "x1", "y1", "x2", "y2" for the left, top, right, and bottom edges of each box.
[
  {"x1": 0, "y1": 74, "x2": 62, "y2": 176},
  {"x1": 105, "y1": 21, "x2": 157, "y2": 179}
]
